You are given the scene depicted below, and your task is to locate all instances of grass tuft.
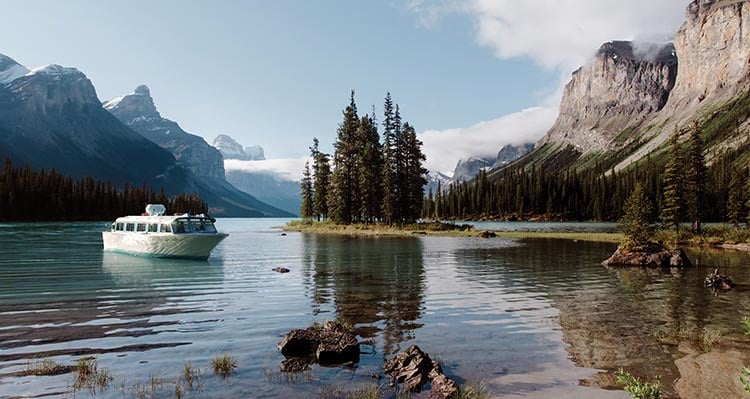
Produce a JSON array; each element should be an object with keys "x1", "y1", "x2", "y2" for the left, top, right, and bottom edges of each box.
[
  {"x1": 73, "y1": 357, "x2": 113, "y2": 393},
  {"x1": 457, "y1": 380, "x2": 492, "y2": 399},
  {"x1": 741, "y1": 366, "x2": 750, "y2": 394},
  {"x1": 212, "y1": 353, "x2": 238, "y2": 379},
  {"x1": 741, "y1": 317, "x2": 750, "y2": 336},
  {"x1": 25, "y1": 357, "x2": 71, "y2": 376}
]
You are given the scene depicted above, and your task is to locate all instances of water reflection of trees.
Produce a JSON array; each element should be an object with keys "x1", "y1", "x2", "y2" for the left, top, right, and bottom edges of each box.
[
  {"x1": 300, "y1": 234, "x2": 425, "y2": 356},
  {"x1": 449, "y1": 239, "x2": 750, "y2": 395}
]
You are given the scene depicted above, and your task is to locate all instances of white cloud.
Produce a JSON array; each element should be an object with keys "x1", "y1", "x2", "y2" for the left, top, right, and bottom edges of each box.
[
  {"x1": 419, "y1": 106, "x2": 557, "y2": 175},
  {"x1": 409, "y1": 0, "x2": 686, "y2": 175},
  {"x1": 224, "y1": 158, "x2": 309, "y2": 182},
  {"x1": 411, "y1": 0, "x2": 686, "y2": 72}
]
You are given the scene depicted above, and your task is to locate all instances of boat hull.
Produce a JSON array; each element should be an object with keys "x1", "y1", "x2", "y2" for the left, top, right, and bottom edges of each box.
[{"x1": 102, "y1": 232, "x2": 228, "y2": 260}]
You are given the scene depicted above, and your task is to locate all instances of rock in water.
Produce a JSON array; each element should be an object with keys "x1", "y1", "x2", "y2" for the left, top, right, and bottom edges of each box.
[
  {"x1": 383, "y1": 345, "x2": 459, "y2": 398},
  {"x1": 704, "y1": 269, "x2": 736, "y2": 290},
  {"x1": 272, "y1": 267, "x2": 290, "y2": 273},
  {"x1": 601, "y1": 243, "x2": 691, "y2": 268},
  {"x1": 278, "y1": 321, "x2": 359, "y2": 368}
]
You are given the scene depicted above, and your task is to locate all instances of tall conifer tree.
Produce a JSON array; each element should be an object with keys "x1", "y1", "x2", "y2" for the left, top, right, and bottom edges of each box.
[
  {"x1": 660, "y1": 128, "x2": 683, "y2": 237},
  {"x1": 310, "y1": 138, "x2": 331, "y2": 221},
  {"x1": 300, "y1": 161, "x2": 314, "y2": 219},
  {"x1": 686, "y1": 121, "x2": 707, "y2": 234},
  {"x1": 381, "y1": 93, "x2": 397, "y2": 225},
  {"x1": 328, "y1": 91, "x2": 360, "y2": 224}
]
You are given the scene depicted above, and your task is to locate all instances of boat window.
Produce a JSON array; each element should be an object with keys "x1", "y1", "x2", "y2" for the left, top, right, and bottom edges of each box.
[
  {"x1": 148, "y1": 224, "x2": 159, "y2": 232},
  {"x1": 126, "y1": 223, "x2": 135, "y2": 232},
  {"x1": 116, "y1": 223, "x2": 124, "y2": 231},
  {"x1": 191, "y1": 220, "x2": 205, "y2": 233},
  {"x1": 203, "y1": 221, "x2": 217, "y2": 233},
  {"x1": 111, "y1": 223, "x2": 116, "y2": 232},
  {"x1": 136, "y1": 223, "x2": 147, "y2": 232},
  {"x1": 160, "y1": 224, "x2": 172, "y2": 233},
  {"x1": 174, "y1": 220, "x2": 191, "y2": 234}
]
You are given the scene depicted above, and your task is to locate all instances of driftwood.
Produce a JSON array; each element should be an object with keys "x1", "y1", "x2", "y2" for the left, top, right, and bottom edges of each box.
[
  {"x1": 704, "y1": 269, "x2": 736, "y2": 290},
  {"x1": 383, "y1": 345, "x2": 459, "y2": 399}
]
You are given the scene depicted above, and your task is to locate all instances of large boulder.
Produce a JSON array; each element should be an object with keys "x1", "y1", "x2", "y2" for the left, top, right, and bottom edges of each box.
[
  {"x1": 602, "y1": 242, "x2": 691, "y2": 268},
  {"x1": 278, "y1": 321, "x2": 359, "y2": 368}
]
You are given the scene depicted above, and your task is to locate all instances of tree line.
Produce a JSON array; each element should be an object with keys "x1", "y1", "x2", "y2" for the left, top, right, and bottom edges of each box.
[
  {"x1": 0, "y1": 158, "x2": 208, "y2": 221},
  {"x1": 424, "y1": 121, "x2": 750, "y2": 228},
  {"x1": 300, "y1": 91, "x2": 427, "y2": 225}
]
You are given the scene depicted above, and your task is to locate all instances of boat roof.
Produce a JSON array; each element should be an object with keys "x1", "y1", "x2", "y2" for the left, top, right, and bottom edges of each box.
[{"x1": 113, "y1": 214, "x2": 215, "y2": 223}]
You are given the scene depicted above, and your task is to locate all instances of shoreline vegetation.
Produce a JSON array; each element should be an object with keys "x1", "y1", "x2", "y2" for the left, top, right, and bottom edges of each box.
[{"x1": 283, "y1": 219, "x2": 750, "y2": 249}]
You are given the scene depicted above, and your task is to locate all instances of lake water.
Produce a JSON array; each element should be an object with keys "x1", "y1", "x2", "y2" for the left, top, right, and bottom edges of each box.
[{"x1": 1, "y1": 219, "x2": 749, "y2": 398}]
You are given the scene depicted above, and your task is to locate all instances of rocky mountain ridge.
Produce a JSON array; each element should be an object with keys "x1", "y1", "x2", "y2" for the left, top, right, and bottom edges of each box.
[
  {"x1": 212, "y1": 134, "x2": 265, "y2": 161},
  {"x1": 519, "y1": 0, "x2": 750, "y2": 175}
]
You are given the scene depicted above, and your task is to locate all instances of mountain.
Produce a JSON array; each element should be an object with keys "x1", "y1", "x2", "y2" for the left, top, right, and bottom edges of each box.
[
  {"x1": 215, "y1": 134, "x2": 300, "y2": 216},
  {"x1": 423, "y1": 170, "x2": 452, "y2": 196},
  {"x1": 504, "y1": 0, "x2": 750, "y2": 176},
  {"x1": 0, "y1": 56, "x2": 179, "y2": 186},
  {"x1": 105, "y1": 86, "x2": 293, "y2": 217},
  {"x1": 452, "y1": 143, "x2": 534, "y2": 182},
  {"x1": 213, "y1": 134, "x2": 265, "y2": 160},
  {"x1": 225, "y1": 169, "x2": 300, "y2": 216}
]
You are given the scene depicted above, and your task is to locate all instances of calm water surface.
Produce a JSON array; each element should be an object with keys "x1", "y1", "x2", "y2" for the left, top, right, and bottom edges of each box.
[{"x1": 1, "y1": 219, "x2": 749, "y2": 398}]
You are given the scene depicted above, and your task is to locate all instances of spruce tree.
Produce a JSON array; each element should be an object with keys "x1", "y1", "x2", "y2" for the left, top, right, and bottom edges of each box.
[
  {"x1": 620, "y1": 182, "x2": 654, "y2": 246},
  {"x1": 727, "y1": 167, "x2": 746, "y2": 228},
  {"x1": 328, "y1": 91, "x2": 360, "y2": 224},
  {"x1": 660, "y1": 128, "x2": 683, "y2": 237},
  {"x1": 357, "y1": 114, "x2": 384, "y2": 223},
  {"x1": 300, "y1": 161, "x2": 314, "y2": 219},
  {"x1": 381, "y1": 92, "x2": 397, "y2": 225},
  {"x1": 402, "y1": 122, "x2": 427, "y2": 223},
  {"x1": 686, "y1": 121, "x2": 708, "y2": 234},
  {"x1": 310, "y1": 138, "x2": 331, "y2": 221}
]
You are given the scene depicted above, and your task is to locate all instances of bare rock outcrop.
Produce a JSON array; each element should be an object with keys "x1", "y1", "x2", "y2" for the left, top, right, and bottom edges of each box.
[
  {"x1": 383, "y1": 345, "x2": 459, "y2": 399},
  {"x1": 602, "y1": 243, "x2": 691, "y2": 268},
  {"x1": 539, "y1": 40, "x2": 677, "y2": 153},
  {"x1": 278, "y1": 321, "x2": 360, "y2": 370}
]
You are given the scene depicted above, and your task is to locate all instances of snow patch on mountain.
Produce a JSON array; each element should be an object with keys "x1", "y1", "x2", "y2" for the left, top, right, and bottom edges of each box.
[
  {"x1": 27, "y1": 64, "x2": 83, "y2": 77},
  {"x1": 0, "y1": 53, "x2": 30, "y2": 84}
]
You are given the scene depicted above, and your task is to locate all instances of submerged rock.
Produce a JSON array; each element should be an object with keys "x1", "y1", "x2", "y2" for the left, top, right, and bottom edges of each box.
[
  {"x1": 383, "y1": 345, "x2": 458, "y2": 398},
  {"x1": 602, "y1": 242, "x2": 691, "y2": 268},
  {"x1": 704, "y1": 269, "x2": 736, "y2": 290},
  {"x1": 479, "y1": 230, "x2": 496, "y2": 238},
  {"x1": 278, "y1": 321, "x2": 359, "y2": 369},
  {"x1": 272, "y1": 267, "x2": 291, "y2": 273}
]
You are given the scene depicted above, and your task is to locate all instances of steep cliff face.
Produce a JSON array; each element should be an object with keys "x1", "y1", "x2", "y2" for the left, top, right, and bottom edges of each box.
[
  {"x1": 539, "y1": 41, "x2": 677, "y2": 153},
  {"x1": 661, "y1": 0, "x2": 750, "y2": 116},
  {"x1": 104, "y1": 86, "x2": 225, "y2": 179}
]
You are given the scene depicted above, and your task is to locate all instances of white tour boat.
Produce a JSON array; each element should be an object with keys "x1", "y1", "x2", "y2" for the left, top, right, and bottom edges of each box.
[{"x1": 102, "y1": 204, "x2": 228, "y2": 259}]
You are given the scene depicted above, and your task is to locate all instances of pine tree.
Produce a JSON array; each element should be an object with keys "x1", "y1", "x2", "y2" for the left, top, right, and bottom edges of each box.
[
  {"x1": 686, "y1": 120, "x2": 708, "y2": 234},
  {"x1": 381, "y1": 92, "x2": 397, "y2": 225},
  {"x1": 402, "y1": 122, "x2": 427, "y2": 223},
  {"x1": 727, "y1": 167, "x2": 746, "y2": 228},
  {"x1": 357, "y1": 114, "x2": 383, "y2": 223},
  {"x1": 300, "y1": 161, "x2": 314, "y2": 219},
  {"x1": 620, "y1": 182, "x2": 654, "y2": 246},
  {"x1": 310, "y1": 138, "x2": 331, "y2": 221},
  {"x1": 660, "y1": 128, "x2": 683, "y2": 237},
  {"x1": 328, "y1": 91, "x2": 360, "y2": 224}
]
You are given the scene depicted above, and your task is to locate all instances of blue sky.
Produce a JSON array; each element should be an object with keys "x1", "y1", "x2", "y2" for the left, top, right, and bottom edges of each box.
[{"x1": 1, "y1": 0, "x2": 686, "y2": 175}]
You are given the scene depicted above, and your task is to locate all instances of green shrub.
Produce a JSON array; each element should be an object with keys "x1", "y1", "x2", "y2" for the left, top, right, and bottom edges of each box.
[{"x1": 616, "y1": 368, "x2": 663, "y2": 399}]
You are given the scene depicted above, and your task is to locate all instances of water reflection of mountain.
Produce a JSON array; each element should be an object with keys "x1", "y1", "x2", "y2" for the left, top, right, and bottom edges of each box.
[
  {"x1": 300, "y1": 234, "x2": 425, "y2": 356},
  {"x1": 450, "y1": 239, "x2": 750, "y2": 397}
]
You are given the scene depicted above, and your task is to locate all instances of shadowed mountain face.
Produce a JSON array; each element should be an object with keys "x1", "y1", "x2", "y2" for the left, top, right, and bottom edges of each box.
[
  {"x1": 104, "y1": 86, "x2": 294, "y2": 217},
  {"x1": 0, "y1": 60, "x2": 178, "y2": 186}
]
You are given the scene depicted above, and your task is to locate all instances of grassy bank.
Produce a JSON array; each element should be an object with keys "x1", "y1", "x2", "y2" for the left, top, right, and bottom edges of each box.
[{"x1": 282, "y1": 220, "x2": 623, "y2": 242}]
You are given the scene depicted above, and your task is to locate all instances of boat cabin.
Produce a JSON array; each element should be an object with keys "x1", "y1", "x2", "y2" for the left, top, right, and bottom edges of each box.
[{"x1": 110, "y1": 215, "x2": 218, "y2": 235}]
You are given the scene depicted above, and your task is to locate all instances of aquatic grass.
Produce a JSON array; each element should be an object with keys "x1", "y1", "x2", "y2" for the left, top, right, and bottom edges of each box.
[
  {"x1": 25, "y1": 357, "x2": 71, "y2": 376},
  {"x1": 741, "y1": 366, "x2": 750, "y2": 394},
  {"x1": 316, "y1": 383, "x2": 382, "y2": 399},
  {"x1": 174, "y1": 378, "x2": 183, "y2": 399},
  {"x1": 741, "y1": 317, "x2": 750, "y2": 336},
  {"x1": 699, "y1": 327, "x2": 723, "y2": 348},
  {"x1": 212, "y1": 353, "x2": 238, "y2": 379},
  {"x1": 73, "y1": 357, "x2": 113, "y2": 393},
  {"x1": 457, "y1": 380, "x2": 492, "y2": 399},
  {"x1": 182, "y1": 361, "x2": 201, "y2": 390},
  {"x1": 615, "y1": 368, "x2": 663, "y2": 399},
  {"x1": 653, "y1": 326, "x2": 691, "y2": 346}
]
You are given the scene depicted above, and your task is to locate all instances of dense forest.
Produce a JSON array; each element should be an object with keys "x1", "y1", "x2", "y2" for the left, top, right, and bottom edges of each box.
[
  {"x1": 0, "y1": 158, "x2": 208, "y2": 221},
  {"x1": 301, "y1": 92, "x2": 427, "y2": 225},
  {"x1": 424, "y1": 122, "x2": 750, "y2": 226}
]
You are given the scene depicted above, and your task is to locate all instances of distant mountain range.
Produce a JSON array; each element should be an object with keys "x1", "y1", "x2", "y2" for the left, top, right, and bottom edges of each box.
[
  {"x1": 213, "y1": 134, "x2": 301, "y2": 216},
  {"x1": 0, "y1": 53, "x2": 292, "y2": 217}
]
